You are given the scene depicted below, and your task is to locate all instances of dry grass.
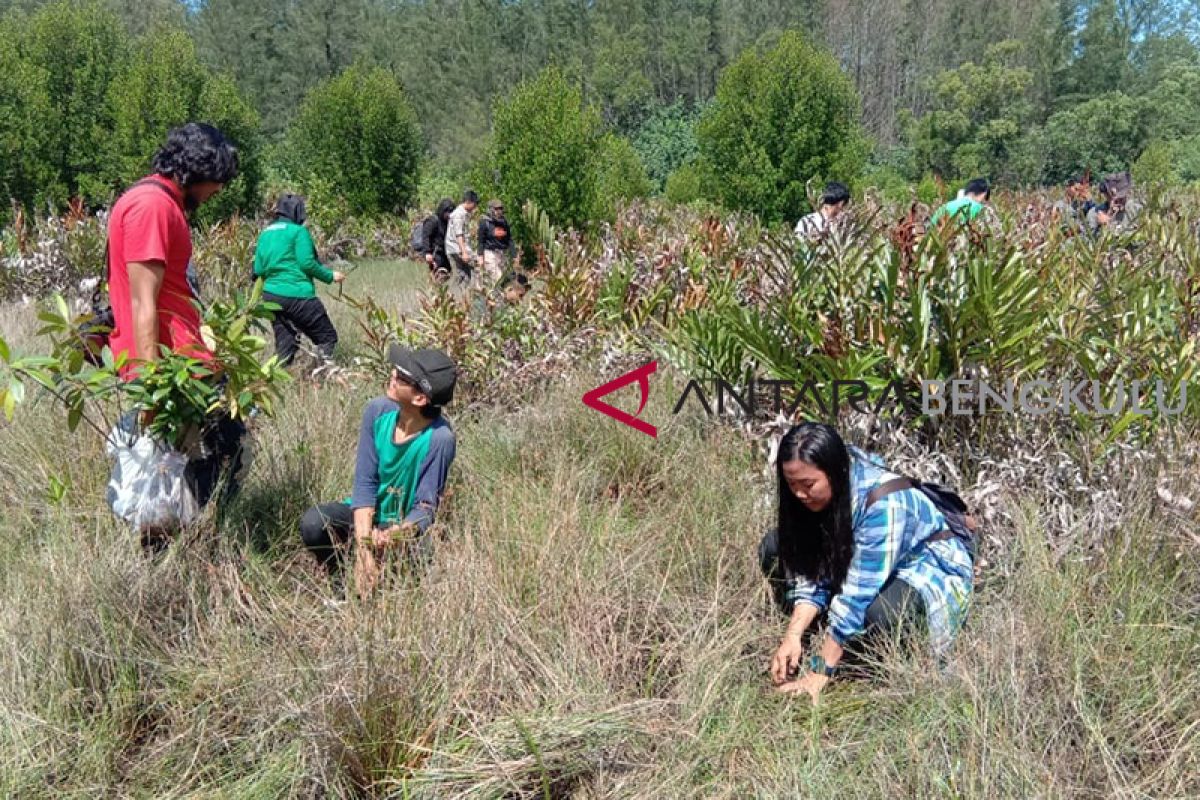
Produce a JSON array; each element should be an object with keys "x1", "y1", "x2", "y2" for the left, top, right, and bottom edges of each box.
[{"x1": 0, "y1": 260, "x2": 1196, "y2": 798}]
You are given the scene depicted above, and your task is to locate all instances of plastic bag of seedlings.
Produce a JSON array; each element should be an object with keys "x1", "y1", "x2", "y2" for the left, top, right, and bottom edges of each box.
[{"x1": 104, "y1": 414, "x2": 200, "y2": 532}]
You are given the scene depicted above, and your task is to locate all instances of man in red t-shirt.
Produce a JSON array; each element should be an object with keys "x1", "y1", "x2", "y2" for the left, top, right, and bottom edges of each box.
[
  {"x1": 107, "y1": 123, "x2": 245, "y2": 522},
  {"x1": 107, "y1": 122, "x2": 238, "y2": 376}
]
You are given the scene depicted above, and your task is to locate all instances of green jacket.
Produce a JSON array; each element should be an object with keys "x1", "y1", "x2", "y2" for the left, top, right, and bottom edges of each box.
[
  {"x1": 930, "y1": 197, "x2": 986, "y2": 226},
  {"x1": 252, "y1": 219, "x2": 334, "y2": 299}
]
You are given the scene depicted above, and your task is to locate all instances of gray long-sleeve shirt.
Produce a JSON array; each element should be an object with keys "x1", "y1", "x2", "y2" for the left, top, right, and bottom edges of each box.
[{"x1": 349, "y1": 397, "x2": 456, "y2": 533}]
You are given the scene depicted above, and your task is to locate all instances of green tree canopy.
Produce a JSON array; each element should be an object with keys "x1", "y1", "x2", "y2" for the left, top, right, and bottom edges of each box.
[
  {"x1": 0, "y1": 24, "x2": 54, "y2": 221},
  {"x1": 482, "y1": 66, "x2": 605, "y2": 240},
  {"x1": 285, "y1": 64, "x2": 422, "y2": 217},
  {"x1": 13, "y1": 0, "x2": 128, "y2": 205},
  {"x1": 695, "y1": 30, "x2": 868, "y2": 224},
  {"x1": 1031, "y1": 91, "x2": 1150, "y2": 183},
  {"x1": 910, "y1": 41, "x2": 1034, "y2": 183},
  {"x1": 632, "y1": 100, "x2": 703, "y2": 191}
]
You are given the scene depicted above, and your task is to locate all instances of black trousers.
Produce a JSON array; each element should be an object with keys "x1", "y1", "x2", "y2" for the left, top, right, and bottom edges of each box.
[
  {"x1": 449, "y1": 254, "x2": 473, "y2": 285},
  {"x1": 299, "y1": 502, "x2": 435, "y2": 579},
  {"x1": 758, "y1": 528, "x2": 924, "y2": 641},
  {"x1": 263, "y1": 292, "x2": 338, "y2": 367},
  {"x1": 428, "y1": 251, "x2": 450, "y2": 281},
  {"x1": 185, "y1": 413, "x2": 248, "y2": 510},
  {"x1": 299, "y1": 502, "x2": 354, "y2": 574}
]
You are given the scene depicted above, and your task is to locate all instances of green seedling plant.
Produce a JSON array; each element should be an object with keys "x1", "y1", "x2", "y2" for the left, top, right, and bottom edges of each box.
[{"x1": 0, "y1": 280, "x2": 291, "y2": 450}]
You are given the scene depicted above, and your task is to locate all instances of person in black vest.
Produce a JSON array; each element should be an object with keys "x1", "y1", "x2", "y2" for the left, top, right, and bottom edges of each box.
[{"x1": 477, "y1": 199, "x2": 516, "y2": 288}]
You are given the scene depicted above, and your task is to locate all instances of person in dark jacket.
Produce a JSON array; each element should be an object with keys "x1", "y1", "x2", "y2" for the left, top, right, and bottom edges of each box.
[
  {"x1": 252, "y1": 194, "x2": 345, "y2": 366},
  {"x1": 416, "y1": 198, "x2": 454, "y2": 282},
  {"x1": 477, "y1": 198, "x2": 516, "y2": 287},
  {"x1": 1087, "y1": 172, "x2": 1141, "y2": 234},
  {"x1": 1054, "y1": 175, "x2": 1096, "y2": 236},
  {"x1": 299, "y1": 344, "x2": 458, "y2": 597}
]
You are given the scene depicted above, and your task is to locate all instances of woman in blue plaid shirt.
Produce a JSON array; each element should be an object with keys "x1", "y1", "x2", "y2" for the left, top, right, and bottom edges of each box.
[{"x1": 759, "y1": 422, "x2": 974, "y2": 701}]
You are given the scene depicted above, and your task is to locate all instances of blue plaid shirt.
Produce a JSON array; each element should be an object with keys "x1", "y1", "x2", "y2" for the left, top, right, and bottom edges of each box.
[{"x1": 784, "y1": 447, "x2": 974, "y2": 655}]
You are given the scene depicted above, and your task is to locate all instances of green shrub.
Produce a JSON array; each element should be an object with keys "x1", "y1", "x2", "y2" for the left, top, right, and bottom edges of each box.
[
  {"x1": 417, "y1": 164, "x2": 471, "y2": 213},
  {"x1": 916, "y1": 173, "x2": 943, "y2": 205},
  {"x1": 632, "y1": 100, "x2": 702, "y2": 190},
  {"x1": 696, "y1": 31, "x2": 868, "y2": 224},
  {"x1": 1175, "y1": 136, "x2": 1200, "y2": 184},
  {"x1": 597, "y1": 134, "x2": 652, "y2": 215},
  {"x1": 105, "y1": 29, "x2": 263, "y2": 223},
  {"x1": 1133, "y1": 141, "x2": 1176, "y2": 186},
  {"x1": 664, "y1": 163, "x2": 704, "y2": 206},
  {"x1": 9, "y1": 0, "x2": 128, "y2": 209},
  {"x1": 483, "y1": 66, "x2": 605, "y2": 244},
  {"x1": 862, "y1": 148, "x2": 919, "y2": 200},
  {"x1": 1133, "y1": 136, "x2": 1200, "y2": 186},
  {"x1": 285, "y1": 64, "x2": 422, "y2": 217},
  {"x1": 0, "y1": 27, "x2": 55, "y2": 225}
]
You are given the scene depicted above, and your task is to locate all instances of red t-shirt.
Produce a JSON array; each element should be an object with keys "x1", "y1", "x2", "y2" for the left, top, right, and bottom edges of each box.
[{"x1": 106, "y1": 175, "x2": 211, "y2": 379}]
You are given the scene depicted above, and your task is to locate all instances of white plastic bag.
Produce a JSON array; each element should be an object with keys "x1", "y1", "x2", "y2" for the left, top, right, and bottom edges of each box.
[{"x1": 105, "y1": 420, "x2": 200, "y2": 532}]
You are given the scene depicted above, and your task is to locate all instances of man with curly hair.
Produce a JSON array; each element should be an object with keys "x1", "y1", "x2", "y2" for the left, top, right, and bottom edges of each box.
[
  {"x1": 106, "y1": 122, "x2": 246, "y2": 516},
  {"x1": 107, "y1": 122, "x2": 238, "y2": 373}
]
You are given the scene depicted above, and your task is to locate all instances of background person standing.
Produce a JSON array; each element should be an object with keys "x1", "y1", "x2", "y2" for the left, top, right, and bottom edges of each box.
[
  {"x1": 416, "y1": 198, "x2": 455, "y2": 282},
  {"x1": 445, "y1": 189, "x2": 480, "y2": 286},
  {"x1": 252, "y1": 193, "x2": 346, "y2": 367},
  {"x1": 794, "y1": 182, "x2": 850, "y2": 241},
  {"x1": 477, "y1": 198, "x2": 516, "y2": 287}
]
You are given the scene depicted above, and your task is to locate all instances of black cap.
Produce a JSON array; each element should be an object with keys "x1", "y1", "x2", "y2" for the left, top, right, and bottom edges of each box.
[{"x1": 388, "y1": 344, "x2": 457, "y2": 406}]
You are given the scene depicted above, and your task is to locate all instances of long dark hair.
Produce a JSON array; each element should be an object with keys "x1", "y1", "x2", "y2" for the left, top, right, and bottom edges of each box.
[{"x1": 775, "y1": 422, "x2": 855, "y2": 590}]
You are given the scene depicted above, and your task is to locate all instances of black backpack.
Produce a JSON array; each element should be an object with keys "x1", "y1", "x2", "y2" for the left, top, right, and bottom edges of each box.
[
  {"x1": 76, "y1": 178, "x2": 178, "y2": 366},
  {"x1": 410, "y1": 215, "x2": 432, "y2": 254},
  {"x1": 865, "y1": 476, "x2": 978, "y2": 560}
]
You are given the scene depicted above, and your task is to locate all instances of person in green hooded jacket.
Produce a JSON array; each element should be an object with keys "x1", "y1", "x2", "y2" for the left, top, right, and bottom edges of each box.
[{"x1": 252, "y1": 193, "x2": 345, "y2": 366}]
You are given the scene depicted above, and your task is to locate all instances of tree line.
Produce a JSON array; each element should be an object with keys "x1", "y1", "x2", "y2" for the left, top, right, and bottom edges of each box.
[{"x1": 1, "y1": 0, "x2": 1198, "y2": 228}]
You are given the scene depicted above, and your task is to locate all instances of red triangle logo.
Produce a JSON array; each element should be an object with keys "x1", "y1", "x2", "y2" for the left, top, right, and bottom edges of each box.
[{"x1": 581, "y1": 361, "x2": 657, "y2": 438}]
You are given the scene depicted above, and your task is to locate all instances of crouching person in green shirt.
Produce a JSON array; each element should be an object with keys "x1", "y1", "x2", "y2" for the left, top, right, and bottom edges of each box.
[
  {"x1": 299, "y1": 345, "x2": 458, "y2": 596},
  {"x1": 252, "y1": 194, "x2": 345, "y2": 366}
]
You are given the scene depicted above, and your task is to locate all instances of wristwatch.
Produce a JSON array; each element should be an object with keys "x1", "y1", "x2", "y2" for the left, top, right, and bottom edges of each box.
[{"x1": 808, "y1": 653, "x2": 839, "y2": 678}]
